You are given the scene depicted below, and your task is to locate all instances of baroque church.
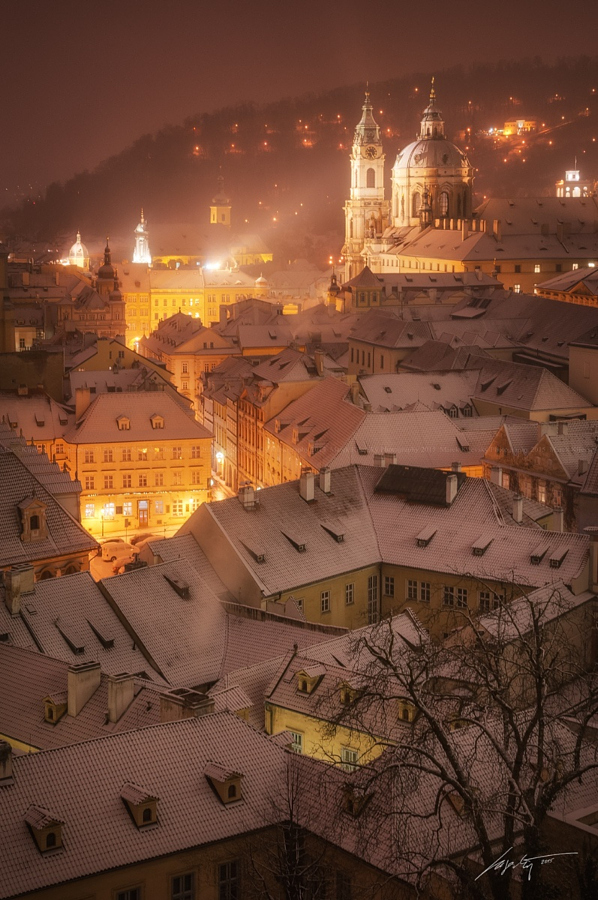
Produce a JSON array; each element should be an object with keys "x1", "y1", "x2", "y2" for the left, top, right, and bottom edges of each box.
[{"x1": 342, "y1": 84, "x2": 474, "y2": 280}]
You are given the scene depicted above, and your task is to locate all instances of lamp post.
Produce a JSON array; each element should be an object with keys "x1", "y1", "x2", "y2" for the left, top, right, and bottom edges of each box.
[{"x1": 101, "y1": 509, "x2": 105, "y2": 538}]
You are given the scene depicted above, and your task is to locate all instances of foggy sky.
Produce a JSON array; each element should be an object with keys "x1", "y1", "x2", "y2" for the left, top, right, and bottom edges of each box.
[{"x1": 2, "y1": 0, "x2": 597, "y2": 198}]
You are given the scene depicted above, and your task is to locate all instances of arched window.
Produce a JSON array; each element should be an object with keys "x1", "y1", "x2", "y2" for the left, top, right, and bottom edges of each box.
[
  {"x1": 349, "y1": 219, "x2": 353, "y2": 238},
  {"x1": 354, "y1": 170, "x2": 358, "y2": 188},
  {"x1": 366, "y1": 168, "x2": 375, "y2": 189},
  {"x1": 412, "y1": 192, "x2": 421, "y2": 217},
  {"x1": 40, "y1": 570, "x2": 54, "y2": 580},
  {"x1": 457, "y1": 194, "x2": 462, "y2": 216},
  {"x1": 440, "y1": 191, "x2": 449, "y2": 217},
  {"x1": 46, "y1": 832, "x2": 56, "y2": 849},
  {"x1": 227, "y1": 784, "x2": 237, "y2": 799},
  {"x1": 142, "y1": 807, "x2": 152, "y2": 823},
  {"x1": 573, "y1": 186, "x2": 581, "y2": 197}
]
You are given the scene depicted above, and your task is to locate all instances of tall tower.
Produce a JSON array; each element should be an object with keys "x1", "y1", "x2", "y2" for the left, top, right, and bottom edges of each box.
[
  {"x1": 210, "y1": 175, "x2": 232, "y2": 227},
  {"x1": 133, "y1": 209, "x2": 151, "y2": 264},
  {"x1": 391, "y1": 80, "x2": 473, "y2": 227},
  {"x1": 342, "y1": 91, "x2": 390, "y2": 281}
]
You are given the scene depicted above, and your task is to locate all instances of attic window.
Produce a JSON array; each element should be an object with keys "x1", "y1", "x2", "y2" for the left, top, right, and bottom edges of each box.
[
  {"x1": 150, "y1": 414, "x2": 164, "y2": 429},
  {"x1": 549, "y1": 547, "x2": 568, "y2": 569},
  {"x1": 281, "y1": 529, "x2": 307, "y2": 553},
  {"x1": 416, "y1": 526, "x2": 437, "y2": 548},
  {"x1": 117, "y1": 415, "x2": 130, "y2": 431},
  {"x1": 204, "y1": 762, "x2": 243, "y2": 805},
  {"x1": 296, "y1": 667, "x2": 324, "y2": 694},
  {"x1": 472, "y1": 535, "x2": 493, "y2": 556},
  {"x1": 343, "y1": 786, "x2": 372, "y2": 817},
  {"x1": 43, "y1": 694, "x2": 67, "y2": 725},
  {"x1": 480, "y1": 376, "x2": 496, "y2": 392},
  {"x1": 355, "y1": 442, "x2": 368, "y2": 456},
  {"x1": 121, "y1": 783, "x2": 158, "y2": 828},
  {"x1": 320, "y1": 522, "x2": 345, "y2": 543},
  {"x1": 398, "y1": 699, "x2": 417, "y2": 723},
  {"x1": 496, "y1": 380, "x2": 512, "y2": 395},
  {"x1": 163, "y1": 573, "x2": 190, "y2": 599},
  {"x1": 25, "y1": 805, "x2": 64, "y2": 853}
]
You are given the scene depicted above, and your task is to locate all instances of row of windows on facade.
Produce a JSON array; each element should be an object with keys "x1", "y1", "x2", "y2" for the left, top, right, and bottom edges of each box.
[
  {"x1": 85, "y1": 497, "x2": 202, "y2": 519},
  {"x1": 84, "y1": 470, "x2": 205, "y2": 490},
  {"x1": 289, "y1": 729, "x2": 359, "y2": 771},
  {"x1": 307, "y1": 577, "x2": 504, "y2": 614},
  {"x1": 499, "y1": 470, "x2": 563, "y2": 506},
  {"x1": 114, "y1": 865, "x2": 234, "y2": 900},
  {"x1": 83, "y1": 446, "x2": 202, "y2": 463},
  {"x1": 384, "y1": 260, "x2": 580, "y2": 274}
]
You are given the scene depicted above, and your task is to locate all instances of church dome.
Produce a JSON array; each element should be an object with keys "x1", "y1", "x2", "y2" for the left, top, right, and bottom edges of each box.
[
  {"x1": 68, "y1": 232, "x2": 89, "y2": 267},
  {"x1": 393, "y1": 138, "x2": 469, "y2": 172},
  {"x1": 97, "y1": 240, "x2": 115, "y2": 280},
  {"x1": 255, "y1": 274, "x2": 268, "y2": 287}
]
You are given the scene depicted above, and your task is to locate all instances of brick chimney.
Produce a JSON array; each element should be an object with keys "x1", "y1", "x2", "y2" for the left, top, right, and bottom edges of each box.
[
  {"x1": 107, "y1": 673, "x2": 135, "y2": 723},
  {"x1": 451, "y1": 461, "x2": 462, "y2": 473},
  {"x1": 75, "y1": 387, "x2": 92, "y2": 419},
  {"x1": 513, "y1": 495, "x2": 524, "y2": 524},
  {"x1": 67, "y1": 661, "x2": 101, "y2": 717},
  {"x1": 489, "y1": 466, "x2": 502, "y2": 486},
  {"x1": 313, "y1": 349, "x2": 324, "y2": 377},
  {"x1": 160, "y1": 688, "x2": 215, "y2": 722},
  {"x1": 445, "y1": 473, "x2": 458, "y2": 505},
  {"x1": 0, "y1": 741, "x2": 13, "y2": 784},
  {"x1": 299, "y1": 468, "x2": 315, "y2": 502},
  {"x1": 349, "y1": 381, "x2": 360, "y2": 405},
  {"x1": 4, "y1": 563, "x2": 35, "y2": 615},
  {"x1": 551, "y1": 508, "x2": 564, "y2": 532}
]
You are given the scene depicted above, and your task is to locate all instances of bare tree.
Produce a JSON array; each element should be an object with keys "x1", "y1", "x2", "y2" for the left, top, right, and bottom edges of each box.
[{"x1": 321, "y1": 583, "x2": 598, "y2": 900}]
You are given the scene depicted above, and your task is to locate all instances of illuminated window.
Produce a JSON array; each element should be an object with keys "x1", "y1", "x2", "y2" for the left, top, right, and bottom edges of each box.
[
  {"x1": 572, "y1": 263, "x2": 579, "y2": 270},
  {"x1": 439, "y1": 191, "x2": 449, "y2": 216},
  {"x1": 534, "y1": 264, "x2": 541, "y2": 274},
  {"x1": 514, "y1": 284, "x2": 521, "y2": 293},
  {"x1": 341, "y1": 747, "x2": 358, "y2": 772},
  {"x1": 345, "y1": 583, "x2": 354, "y2": 605},
  {"x1": 172, "y1": 500, "x2": 184, "y2": 516},
  {"x1": 289, "y1": 732, "x2": 303, "y2": 754},
  {"x1": 123, "y1": 501, "x2": 133, "y2": 516},
  {"x1": 137, "y1": 449, "x2": 148, "y2": 461},
  {"x1": 103, "y1": 503, "x2": 115, "y2": 520},
  {"x1": 172, "y1": 446, "x2": 183, "y2": 460},
  {"x1": 155, "y1": 499, "x2": 164, "y2": 514},
  {"x1": 84, "y1": 503, "x2": 95, "y2": 518},
  {"x1": 85, "y1": 476, "x2": 94, "y2": 490}
]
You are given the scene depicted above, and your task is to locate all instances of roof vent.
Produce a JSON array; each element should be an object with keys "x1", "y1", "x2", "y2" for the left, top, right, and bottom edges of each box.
[
  {"x1": 549, "y1": 547, "x2": 568, "y2": 569},
  {"x1": 163, "y1": 573, "x2": 190, "y2": 599},
  {"x1": 472, "y1": 535, "x2": 493, "y2": 556},
  {"x1": 281, "y1": 529, "x2": 307, "y2": 553},
  {"x1": 416, "y1": 526, "x2": 437, "y2": 547}
]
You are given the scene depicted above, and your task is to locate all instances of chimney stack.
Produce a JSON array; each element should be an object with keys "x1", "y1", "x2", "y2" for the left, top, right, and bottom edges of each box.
[
  {"x1": 445, "y1": 473, "x2": 458, "y2": 505},
  {"x1": 349, "y1": 381, "x2": 360, "y2": 405},
  {"x1": 160, "y1": 688, "x2": 215, "y2": 722},
  {"x1": 451, "y1": 461, "x2": 462, "y2": 473},
  {"x1": 558, "y1": 421, "x2": 569, "y2": 435},
  {"x1": 313, "y1": 349, "x2": 324, "y2": 377},
  {"x1": 299, "y1": 468, "x2": 315, "y2": 502},
  {"x1": 513, "y1": 495, "x2": 524, "y2": 524},
  {"x1": 238, "y1": 483, "x2": 256, "y2": 510},
  {"x1": 319, "y1": 468, "x2": 331, "y2": 494},
  {"x1": 493, "y1": 219, "x2": 502, "y2": 242},
  {"x1": 67, "y1": 661, "x2": 101, "y2": 717},
  {"x1": 219, "y1": 305, "x2": 228, "y2": 326},
  {"x1": 384, "y1": 452, "x2": 397, "y2": 466},
  {"x1": 4, "y1": 563, "x2": 35, "y2": 615},
  {"x1": 0, "y1": 741, "x2": 13, "y2": 784},
  {"x1": 489, "y1": 466, "x2": 502, "y2": 486},
  {"x1": 551, "y1": 508, "x2": 564, "y2": 532},
  {"x1": 579, "y1": 458, "x2": 589, "y2": 476},
  {"x1": 75, "y1": 387, "x2": 92, "y2": 419},
  {"x1": 107, "y1": 673, "x2": 135, "y2": 723}
]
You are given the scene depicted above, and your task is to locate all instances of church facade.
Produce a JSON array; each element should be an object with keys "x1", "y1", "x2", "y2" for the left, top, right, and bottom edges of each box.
[{"x1": 342, "y1": 84, "x2": 474, "y2": 280}]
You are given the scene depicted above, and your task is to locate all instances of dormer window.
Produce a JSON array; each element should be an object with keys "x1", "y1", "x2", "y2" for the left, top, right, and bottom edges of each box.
[
  {"x1": 121, "y1": 783, "x2": 158, "y2": 828},
  {"x1": 43, "y1": 693, "x2": 67, "y2": 725},
  {"x1": 25, "y1": 805, "x2": 64, "y2": 853},
  {"x1": 295, "y1": 667, "x2": 324, "y2": 694},
  {"x1": 342, "y1": 786, "x2": 371, "y2": 818},
  {"x1": 18, "y1": 498, "x2": 48, "y2": 543},
  {"x1": 398, "y1": 699, "x2": 417, "y2": 723},
  {"x1": 117, "y1": 415, "x2": 130, "y2": 431},
  {"x1": 150, "y1": 414, "x2": 164, "y2": 429},
  {"x1": 204, "y1": 762, "x2": 243, "y2": 805}
]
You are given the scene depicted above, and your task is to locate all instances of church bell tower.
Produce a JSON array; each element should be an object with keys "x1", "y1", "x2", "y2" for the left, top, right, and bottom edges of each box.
[{"x1": 342, "y1": 91, "x2": 390, "y2": 281}]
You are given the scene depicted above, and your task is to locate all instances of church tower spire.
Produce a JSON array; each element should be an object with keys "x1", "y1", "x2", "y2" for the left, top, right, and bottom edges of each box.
[
  {"x1": 342, "y1": 90, "x2": 390, "y2": 280},
  {"x1": 133, "y1": 208, "x2": 152, "y2": 264}
]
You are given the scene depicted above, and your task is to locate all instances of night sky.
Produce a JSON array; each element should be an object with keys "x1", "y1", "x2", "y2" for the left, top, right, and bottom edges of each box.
[{"x1": 2, "y1": 0, "x2": 597, "y2": 198}]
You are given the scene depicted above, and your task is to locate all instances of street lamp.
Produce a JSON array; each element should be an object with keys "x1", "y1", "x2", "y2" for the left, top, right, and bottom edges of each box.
[{"x1": 100, "y1": 509, "x2": 105, "y2": 538}]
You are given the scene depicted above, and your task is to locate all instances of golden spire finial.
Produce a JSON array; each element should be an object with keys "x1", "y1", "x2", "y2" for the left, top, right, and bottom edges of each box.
[
  {"x1": 365, "y1": 80, "x2": 370, "y2": 103},
  {"x1": 430, "y1": 76, "x2": 436, "y2": 103}
]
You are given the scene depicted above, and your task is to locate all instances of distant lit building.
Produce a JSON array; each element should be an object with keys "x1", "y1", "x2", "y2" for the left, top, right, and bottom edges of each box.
[
  {"x1": 210, "y1": 175, "x2": 232, "y2": 227},
  {"x1": 66, "y1": 232, "x2": 90, "y2": 269},
  {"x1": 556, "y1": 165, "x2": 595, "y2": 198},
  {"x1": 502, "y1": 118, "x2": 538, "y2": 136},
  {"x1": 132, "y1": 209, "x2": 152, "y2": 264}
]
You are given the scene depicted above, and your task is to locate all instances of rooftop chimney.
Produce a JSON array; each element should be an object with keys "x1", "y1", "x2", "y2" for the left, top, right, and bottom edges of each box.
[
  {"x1": 159, "y1": 688, "x2": 215, "y2": 722},
  {"x1": 489, "y1": 466, "x2": 502, "y2": 486},
  {"x1": 462, "y1": 219, "x2": 469, "y2": 242},
  {"x1": 238, "y1": 483, "x2": 256, "y2": 510},
  {"x1": 349, "y1": 381, "x2": 360, "y2": 405},
  {"x1": 67, "y1": 661, "x2": 101, "y2": 717},
  {"x1": 319, "y1": 468, "x2": 331, "y2": 494},
  {"x1": 558, "y1": 421, "x2": 569, "y2": 435},
  {"x1": 579, "y1": 458, "x2": 589, "y2": 476},
  {"x1": 451, "y1": 461, "x2": 462, "y2": 473},
  {"x1": 493, "y1": 219, "x2": 502, "y2": 242},
  {"x1": 551, "y1": 508, "x2": 564, "y2": 532},
  {"x1": 219, "y1": 305, "x2": 228, "y2": 326},
  {"x1": 107, "y1": 673, "x2": 135, "y2": 723},
  {"x1": 513, "y1": 495, "x2": 524, "y2": 524},
  {"x1": 299, "y1": 468, "x2": 315, "y2": 502},
  {"x1": 75, "y1": 387, "x2": 92, "y2": 419},
  {"x1": 373, "y1": 453, "x2": 385, "y2": 467},
  {"x1": 313, "y1": 349, "x2": 324, "y2": 377},
  {"x1": 384, "y1": 452, "x2": 397, "y2": 466},
  {"x1": 446, "y1": 473, "x2": 458, "y2": 505},
  {"x1": 4, "y1": 563, "x2": 35, "y2": 615},
  {"x1": 0, "y1": 741, "x2": 13, "y2": 784}
]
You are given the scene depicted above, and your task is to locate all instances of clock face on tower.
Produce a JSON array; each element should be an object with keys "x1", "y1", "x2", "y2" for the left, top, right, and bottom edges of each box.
[{"x1": 364, "y1": 145, "x2": 377, "y2": 159}]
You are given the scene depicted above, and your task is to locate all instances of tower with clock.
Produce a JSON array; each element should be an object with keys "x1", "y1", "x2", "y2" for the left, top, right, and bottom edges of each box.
[{"x1": 342, "y1": 91, "x2": 390, "y2": 281}]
